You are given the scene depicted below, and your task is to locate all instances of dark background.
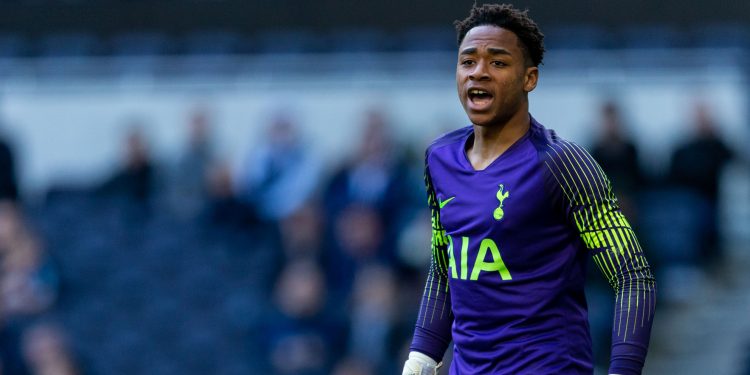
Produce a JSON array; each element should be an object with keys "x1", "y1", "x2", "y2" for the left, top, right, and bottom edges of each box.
[{"x1": 1, "y1": 0, "x2": 749, "y2": 38}]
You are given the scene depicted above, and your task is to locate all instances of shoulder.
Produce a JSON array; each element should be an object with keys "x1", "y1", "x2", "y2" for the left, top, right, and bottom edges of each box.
[
  {"x1": 529, "y1": 118, "x2": 609, "y2": 202},
  {"x1": 528, "y1": 118, "x2": 596, "y2": 171},
  {"x1": 425, "y1": 126, "x2": 472, "y2": 161},
  {"x1": 528, "y1": 118, "x2": 576, "y2": 157}
]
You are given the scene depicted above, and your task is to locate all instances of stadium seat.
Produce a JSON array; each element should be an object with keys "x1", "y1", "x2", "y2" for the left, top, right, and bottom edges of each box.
[
  {"x1": 111, "y1": 31, "x2": 173, "y2": 56},
  {"x1": 638, "y1": 188, "x2": 710, "y2": 267},
  {"x1": 543, "y1": 25, "x2": 615, "y2": 50},
  {"x1": 253, "y1": 29, "x2": 325, "y2": 54},
  {"x1": 0, "y1": 32, "x2": 28, "y2": 58},
  {"x1": 326, "y1": 28, "x2": 393, "y2": 53},
  {"x1": 37, "y1": 32, "x2": 101, "y2": 57},
  {"x1": 693, "y1": 24, "x2": 750, "y2": 49},
  {"x1": 621, "y1": 25, "x2": 688, "y2": 49},
  {"x1": 181, "y1": 30, "x2": 244, "y2": 56},
  {"x1": 399, "y1": 26, "x2": 456, "y2": 52}
]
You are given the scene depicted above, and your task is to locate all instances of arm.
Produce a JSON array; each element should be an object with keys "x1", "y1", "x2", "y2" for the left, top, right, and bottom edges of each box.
[
  {"x1": 408, "y1": 164, "x2": 454, "y2": 363},
  {"x1": 544, "y1": 141, "x2": 656, "y2": 375}
]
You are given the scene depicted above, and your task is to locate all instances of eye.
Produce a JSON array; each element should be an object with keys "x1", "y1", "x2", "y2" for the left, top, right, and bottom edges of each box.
[
  {"x1": 460, "y1": 59, "x2": 475, "y2": 66},
  {"x1": 491, "y1": 60, "x2": 507, "y2": 67}
]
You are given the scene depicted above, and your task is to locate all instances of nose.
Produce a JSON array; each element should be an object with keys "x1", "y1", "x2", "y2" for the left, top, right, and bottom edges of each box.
[{"x1": 469, "y1": 61, "x2": 490, "y2": 81}]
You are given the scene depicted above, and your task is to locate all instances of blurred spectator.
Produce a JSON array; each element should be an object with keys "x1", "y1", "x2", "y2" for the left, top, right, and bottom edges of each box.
[
  {"x1": 670, "y1": 103, "x2": 734, "y2": 203},
  {"x1": 331, "y1": 356, "x2": 375, "y2": 375},
  {"x1": 395, "y1": 208, "x2": 432, "y2": 271},
  {"x1": 335, "y1": 205, "x2": 383, "y2": 261},
  {"x1": 203, "y1": 160, "x2": 255, "y2": 229},
  {"x1": 238, "y1": 114, "x2": 321, "y2": 222},
  {"x1": 326, "y1": 204, "x2": 385, "y2": 298},
  {"x1": 278, "y1": 202, "x2": 325, "y2": 262},
  {"x1": 590, "y1": 102, "x2": 643, "y2": 219},
  {"x1": 0, "y1": 129, "x2": 18, "y2": 202},
  {"x1": 324, "y1": 109, "x2": 411, "y2": 226},
  {"x1": 168, "y1": 107, "x2": 215, "y2": 220},
  {"x1": 264, "y1": 260, "x2": 343, "y2": 375},
  {"x1": 0, "y1": 202, "x2": 59, "y2": 375},
  {"x1": 347, "y1": 264, "x2": 398, "y2": 373},
  {"x1": 22, "y1": 323, "x2": 80, "y2": 375},
  {"x1": 98, "y1": 125, "x2": 155, "y2": 206},
  {"x1": 0, "y1": 202, "x2": 58, "y2": 319},
  {"x1": 668, "y1": 103, "x2": 734, "y2": 263}
]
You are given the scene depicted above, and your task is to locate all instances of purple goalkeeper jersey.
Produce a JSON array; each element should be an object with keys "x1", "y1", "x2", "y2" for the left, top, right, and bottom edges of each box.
[{"x1": 410, "y1": 117, "x2": 656, "y2": 375}]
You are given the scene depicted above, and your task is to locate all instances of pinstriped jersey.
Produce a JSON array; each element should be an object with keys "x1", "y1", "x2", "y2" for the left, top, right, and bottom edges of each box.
[{"x1": 410, "y1": 117, "x2": 656, "y2": 375}]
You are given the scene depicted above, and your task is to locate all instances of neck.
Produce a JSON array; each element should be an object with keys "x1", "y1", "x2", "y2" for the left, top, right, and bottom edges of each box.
[{"x1": 468, "y1": 107, "x2": 531, "y2": 170}]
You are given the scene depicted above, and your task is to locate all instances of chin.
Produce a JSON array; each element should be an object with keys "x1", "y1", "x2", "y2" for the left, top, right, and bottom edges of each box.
[{"x1": 467, "y1": 113, "x2": 498, "y2": 127}]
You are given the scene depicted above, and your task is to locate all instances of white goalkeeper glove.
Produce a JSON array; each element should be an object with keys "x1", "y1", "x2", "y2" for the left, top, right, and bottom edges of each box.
[{"x1": 402, "y1": 351, "x2": 442, "y2": 375}]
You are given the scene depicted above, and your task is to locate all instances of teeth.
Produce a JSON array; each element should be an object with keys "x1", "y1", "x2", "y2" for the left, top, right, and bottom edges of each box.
[{"x1": 469, "y1": 89, "x2": 488, "y2": 95}]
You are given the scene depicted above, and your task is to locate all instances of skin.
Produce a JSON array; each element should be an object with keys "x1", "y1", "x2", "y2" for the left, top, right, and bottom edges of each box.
[{"x1": 456, "y1": 25, "x2": 539, "y2": 171}]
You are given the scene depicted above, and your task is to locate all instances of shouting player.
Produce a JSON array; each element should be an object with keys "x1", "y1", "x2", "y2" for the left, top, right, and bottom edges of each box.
[{"x1": 402, "y1": 4, "x2": 656, "y2": 375}]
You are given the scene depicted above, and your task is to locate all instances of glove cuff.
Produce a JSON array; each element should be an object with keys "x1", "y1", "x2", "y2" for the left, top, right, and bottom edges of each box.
[{"x1": 408, "y1": 351, "x2": 439, "y2": 366}]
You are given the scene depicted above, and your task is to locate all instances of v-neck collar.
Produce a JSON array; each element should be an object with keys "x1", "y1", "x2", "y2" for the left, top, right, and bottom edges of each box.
[{"x1": 460, "y1": 120, "x2": 532, "y2": 172}]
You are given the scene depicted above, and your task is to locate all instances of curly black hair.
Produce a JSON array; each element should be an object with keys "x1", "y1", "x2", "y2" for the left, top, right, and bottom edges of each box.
[{"x1": 455, "y1": 3, "x2": 545, "y2": 67}]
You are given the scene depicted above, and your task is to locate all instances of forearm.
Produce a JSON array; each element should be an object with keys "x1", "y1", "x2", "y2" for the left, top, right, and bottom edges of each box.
[
  {"x1": 410, "y1": 164, "x2": 454, "y2": 361},
  {"x1": 579, "y1": 200, "x2": 656, "y2": 373},
  {"x1": 410, "y1": 264, "x2": 453, "y2": 362},
  {"x1": 606, "y1": 264, "x2": 657, "y2": 375}
]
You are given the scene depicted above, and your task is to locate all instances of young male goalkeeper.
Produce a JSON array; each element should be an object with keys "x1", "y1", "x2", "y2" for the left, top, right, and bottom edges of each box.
[{"x1": 403, "y1": 4, "x2": 656, "y2": 375}]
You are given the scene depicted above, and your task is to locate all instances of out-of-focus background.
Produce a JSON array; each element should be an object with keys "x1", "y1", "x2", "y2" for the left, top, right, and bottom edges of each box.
[{"x1": 0, "y1": 0, "x2": 749, "y2": 374}]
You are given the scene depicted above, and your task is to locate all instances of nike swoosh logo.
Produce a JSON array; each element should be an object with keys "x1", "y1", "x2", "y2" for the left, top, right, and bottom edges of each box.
[{"x1": 439, "y1": 196, "x2": 455, "y2": 209}]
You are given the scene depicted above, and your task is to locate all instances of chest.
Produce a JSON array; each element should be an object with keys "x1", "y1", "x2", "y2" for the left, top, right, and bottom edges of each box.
[
  {"x1": 428, "y1": 143, "x2": 575, "y2": 282},
  {"x1": 429, "y1": 147, "x2": 549, "y2": 238}
]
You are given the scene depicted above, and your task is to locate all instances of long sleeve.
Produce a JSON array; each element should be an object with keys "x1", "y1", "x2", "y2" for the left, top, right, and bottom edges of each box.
[
  {"x1": 543, "y1": 140, "x2": 657, "y2": 375},
  {"x1": 409, "y1": 164, "x2": 454, "y2": 363}
]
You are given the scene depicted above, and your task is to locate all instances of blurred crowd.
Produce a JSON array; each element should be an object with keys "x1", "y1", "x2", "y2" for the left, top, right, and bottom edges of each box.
[
  {"x1": 0, "y1": 100, "x2": 744, "y2": 374},
  {"x1": 585, "y1": 101, "x2": 739, "y2": 368}
]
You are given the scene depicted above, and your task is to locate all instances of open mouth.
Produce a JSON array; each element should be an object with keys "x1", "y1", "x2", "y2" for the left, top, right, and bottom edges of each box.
[{"x1": 468, "y1": 88, "x2": 493, "y2": 107}]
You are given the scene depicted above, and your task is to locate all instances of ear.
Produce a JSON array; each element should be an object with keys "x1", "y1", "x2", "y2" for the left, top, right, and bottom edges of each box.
[{"x1": 523, "y1": 66, "x2": 539, "y2": 93}]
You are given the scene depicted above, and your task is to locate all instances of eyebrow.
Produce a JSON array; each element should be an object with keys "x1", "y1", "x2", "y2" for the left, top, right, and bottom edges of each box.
[{"x1": 459, "y1": 47, "x2": 512, "y2": 56}]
